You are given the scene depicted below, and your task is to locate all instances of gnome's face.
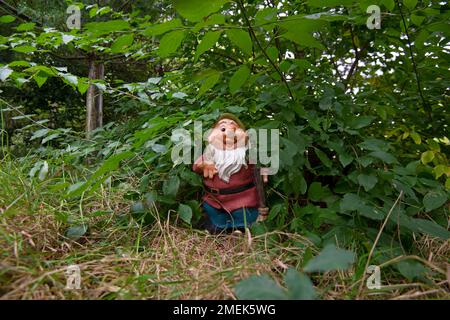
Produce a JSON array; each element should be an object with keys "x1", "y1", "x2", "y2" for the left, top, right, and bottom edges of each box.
[
  {"x1": 208, "y1": 118, "x2": 247, "y2": 150},
  {"x1": 207, "y1": 118, "x2": 248, "y2": 182}
]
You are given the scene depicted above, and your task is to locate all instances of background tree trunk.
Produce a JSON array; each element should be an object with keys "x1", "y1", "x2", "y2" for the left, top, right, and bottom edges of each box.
[
  {"x1": 95, "y1": 63, "x2": 105, "y2": 129},
  {"x1": 86, "y1": 57, "x2": 97, "y2": 137}
]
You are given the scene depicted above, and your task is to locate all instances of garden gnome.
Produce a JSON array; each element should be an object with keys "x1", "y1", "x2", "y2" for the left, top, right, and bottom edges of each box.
[{"x1": 192, "y1": 113, "x2": 269, "y2": 234}]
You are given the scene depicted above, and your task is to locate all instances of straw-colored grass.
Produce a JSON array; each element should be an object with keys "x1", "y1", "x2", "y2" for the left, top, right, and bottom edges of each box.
[{"x1": 0, "y1": 159, "x2": 448, "y2": 300}]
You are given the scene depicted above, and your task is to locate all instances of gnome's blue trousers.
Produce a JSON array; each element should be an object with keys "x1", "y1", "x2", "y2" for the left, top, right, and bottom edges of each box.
[{"x1": 202, "y1": 202, "x2": 259, "y2": 233}]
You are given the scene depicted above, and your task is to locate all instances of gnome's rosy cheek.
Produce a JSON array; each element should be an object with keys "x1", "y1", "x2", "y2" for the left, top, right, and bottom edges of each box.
[
  {"x1": 235, "y1": 128, "x2": 248, "y2": 147},
  {"x1": 208, "y1": 127, "x2": 224, "y2": 149}
]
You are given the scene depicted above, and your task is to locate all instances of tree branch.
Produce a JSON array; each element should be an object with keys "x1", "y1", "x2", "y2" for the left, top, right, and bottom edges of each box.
[
  {"x1": 0, "y1": 0, "x2": 42, "y2": 26},
  {"x1": 237, "y1": 0, "x2": 294, "y2": 100},
  {"x1": 396, "y1": 0, "x2": 431, "y2": 121}
]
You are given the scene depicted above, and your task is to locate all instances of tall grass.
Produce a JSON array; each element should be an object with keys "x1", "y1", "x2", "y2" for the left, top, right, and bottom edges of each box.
[{"x1": 0, "y1": 156, "x2": 448, "y2": 300}]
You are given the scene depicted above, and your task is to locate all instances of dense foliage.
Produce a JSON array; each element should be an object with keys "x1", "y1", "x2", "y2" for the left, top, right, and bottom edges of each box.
[{"x1": 0, "y1": 0, "x2": 449, "y2": 298}]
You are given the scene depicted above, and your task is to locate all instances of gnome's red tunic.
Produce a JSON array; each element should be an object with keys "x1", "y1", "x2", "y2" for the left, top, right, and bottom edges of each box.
[{"x1": 193, "y1": 156, "x2": 259, "y2": 213}]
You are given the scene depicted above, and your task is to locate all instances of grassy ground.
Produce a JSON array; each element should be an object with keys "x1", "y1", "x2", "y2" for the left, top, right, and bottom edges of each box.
[{"x1": 0, "y1": 158, "x2": 448, "y2": 300}]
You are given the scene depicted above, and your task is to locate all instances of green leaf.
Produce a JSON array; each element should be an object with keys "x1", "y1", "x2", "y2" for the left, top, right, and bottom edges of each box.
[
  {"x1": 340, "y1": 193, "x2": 363, "y2": 211},
  {"x1": 62, "y1": 34, "x2": 75, "y2": 44},
  {"x1": 403, "y1": 0, "x2": 418, "y2": 10},
  {"x1": 142, "y1": 19, "x2": 182, "y2": 37},
  {"x1": 410, "y1": 131, "x2": 421, "y2": 144},
  {"x1": 359, "y1": 138, "x2": 390, "y2": 152},
  {"x1": 31, "y1": 129, "x2": 50, "y2": 140},
  {"x1": 268, "y1": 203, "x2": 284, "y2": 221},
  {"x1": 78, "y1": 79, "x2": 89, "y2": 94},
  {"x1": 163, "y1": 176, "x2": 180, "y2": 197},
  {"x1": 16, "y1": 22, "x2": 35, "y2": 31},
  {"x1": 197, "y1": 71, "x2": 221, "y2": 96},
  {"x1": 395, "y1": 260, "x2": 429, "y2": 281},
  {"x1": 357, "y1": 174, "x2": 378, "y2": 192},
  {"x1": 235, "y1": 274, "x2": 287, "y2": 300},
  {"x1": 65, "y1": 224, "x2": 88, "y2": 241},
  {"x1": 304, "y1": 244, "x2": 356, "y2": 273},
  {"x1": 0, "y1": 66, "x2": 13, "y2": 82},
  {"x1": 8, "y1": 60, "x2": 31, "y2": 67},
  {"x1": 229, "y1": 65, "x2": 250, "y2": 94},
  {"x1": 13, "y1": 45, "x2": 36, "y2": 53},
  {"x1": 111, "y1": 34, "x2": 134, "y2": 53},
  {"x1": 412, "y1": 218, "x2": 450, "y2": 239},
  {"x1": 411, "y1": 14, "x2": 425, "y2": 26},
  {"x1": 130, "y1": 201, "x2": 146, "y2": 216},
  {"x1": 67, "y1": 182, "x2": 84, "y2": 195},
  {"x1": 195, "y1": 31, "x2": 222, "y2": 62},
  {"x1": 255, "y1": 8, "x2": 278, "y2": 30},
  {"x1": 192, "y1": 14, "x2": 225, "y2": 32},
  {"x1": 285, "y1": 268, "x2": 316, "y2": 300},
  {"x1": 420, "y1": 151, "x2": 434, "y2": 164},
  {"x1": 178, "y1": 204, "x2": 193, "y2": 224},
  {"x1": 291, "y1": 172, "x2": 307, "y2": 195},
  {"x1": 308, "y1": 182, "x2": 326, "y2": 202},
  {"x1": 423, "y1": 190, "x2": 448, "y2": 212},
  {"x1": 281, "y1": 31, "x2": 325, "y2": 50},
  {"x1": 0, "y1": 15, "x2": 16, "y2": 23},
  {"x1": 306, "y1": 0, "x2": 355, "y2": 7},
  {"x1": 339, "y1": 152, "x2": 353, "y2": 168},
  {"x1": 173, "y1": 0, "x2": 229, "y2": 22},
  {"x1": 381, "y1": 0, "x2": 395, "y2": 11},
  {"x1": 60, "y1": 73, "x2": 78, "y2": 87},
  {"x1": 34, "y1": 73, "x2": 48, "y2": 88},
  {"x1": 85, "y1": 20, "x2": 130, "y2": 35},
  {"x1": 226, "y1": 29, "x2": 253, "y2": 55},
  {"x1": 357, "y1": 204, "x2": 385, "y2": 221},
  {"x1": 42, "y1": 133, "x2": 60, "y2": 144},
  {"x1": 314, "y1": 148, "x2": 332, "y2": 168},
  {"x1": 369, "y1": 151, "x2": 397, "y2": 164},
  {"x1": 433, "y1": 165, "x2": 450, "y2": 179},
  {"x1": 348, "y1": 116, "x2": 375, "y2": 129},
  {"x1": 157, "y1": 30, "x2": 186, "y2": 58}
]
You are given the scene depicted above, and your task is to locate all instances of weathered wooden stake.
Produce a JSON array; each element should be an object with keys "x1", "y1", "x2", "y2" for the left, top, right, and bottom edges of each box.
[
  {"x1": 95, "y1": 63, "x2": 104, "y2": 129},
  {"x1": 86, "y1": 57, "x2": 97, "y2": 137}
]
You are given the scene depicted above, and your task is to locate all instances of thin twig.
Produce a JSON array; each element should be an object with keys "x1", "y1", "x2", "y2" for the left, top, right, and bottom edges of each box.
[
  {"x1": 395, "y1": 0, "x2": 431, "y2": 121},
  {"x1": 357, "y1": 190, "x2": 404, "y2": 298},
  {"x1": 237, "y1": 0, "x2": 295, "y2": 100}
]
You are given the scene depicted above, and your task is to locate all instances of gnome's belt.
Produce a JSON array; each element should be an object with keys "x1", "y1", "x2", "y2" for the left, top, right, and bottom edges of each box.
[{"x1": 204, "y1": 182, "x2": 255, "y2": 195}]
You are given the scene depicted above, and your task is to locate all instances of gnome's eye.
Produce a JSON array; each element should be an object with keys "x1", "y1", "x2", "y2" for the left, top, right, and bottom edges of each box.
[{"x1": 221, "y1": 128, "x2": 226, "y2": 132}]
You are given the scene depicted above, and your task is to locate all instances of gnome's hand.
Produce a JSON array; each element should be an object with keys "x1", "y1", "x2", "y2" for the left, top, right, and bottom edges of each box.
[
  {"x1": 203, "y1": 162, "x2": 217, "y2": 179},
  {"x1": 260, "y1": 168, "x2": 270, "y2": 183}
]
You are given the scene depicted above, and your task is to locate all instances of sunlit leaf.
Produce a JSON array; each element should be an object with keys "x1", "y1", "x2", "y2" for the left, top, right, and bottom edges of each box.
[
  {"x1": 157, "y1": 30, "x2": 186, "y2": 58},
  {"x1": 226, "y1": 29, "x2": 253, "y2": 55},
  {"x1": 195, "y1": 31, "x2": 222, "y2": 62},
  {"x1": 173, "y1": 0, "x2": 229, "y2": 22},
  {"x1": 229, "y1": 65, "x2": 250, "y2": 94}
]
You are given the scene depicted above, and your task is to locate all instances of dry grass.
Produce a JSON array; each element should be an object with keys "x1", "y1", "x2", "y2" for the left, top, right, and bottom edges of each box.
[
  {"x1": 0, "y1": 209, "x2": 314, "y2": 299},
  {"x1": 0, "y1": 159, "x2": 448, "y2": 300}
]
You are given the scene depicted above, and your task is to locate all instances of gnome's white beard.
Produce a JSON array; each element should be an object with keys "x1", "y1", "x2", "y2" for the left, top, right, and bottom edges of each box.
[{"x1": 212, "y1": 146, "x2": 247, "y2": 183}]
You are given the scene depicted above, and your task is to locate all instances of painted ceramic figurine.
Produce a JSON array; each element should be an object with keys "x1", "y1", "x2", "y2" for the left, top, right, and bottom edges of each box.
[{"x1": 192, "y1": 113, "x2": 269, "y2": 234}]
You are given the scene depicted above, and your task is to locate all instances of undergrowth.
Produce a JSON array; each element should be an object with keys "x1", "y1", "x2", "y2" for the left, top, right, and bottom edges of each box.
[{"x1": 0, "y1": 157, "x2": 448, "y2": 300}]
